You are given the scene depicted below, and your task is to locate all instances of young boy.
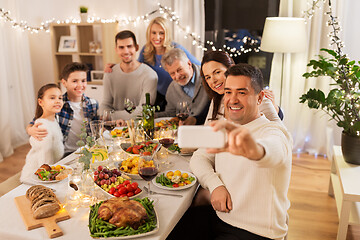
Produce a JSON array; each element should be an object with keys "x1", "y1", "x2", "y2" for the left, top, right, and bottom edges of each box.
[{"x1": 27, "y1": 62, "x2": 99, "y2": 157}]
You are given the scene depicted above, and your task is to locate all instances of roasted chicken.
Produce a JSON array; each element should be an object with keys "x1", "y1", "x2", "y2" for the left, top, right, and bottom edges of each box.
[{"x1": 98, "y1": 197, "x2": 148, "y2": 229}]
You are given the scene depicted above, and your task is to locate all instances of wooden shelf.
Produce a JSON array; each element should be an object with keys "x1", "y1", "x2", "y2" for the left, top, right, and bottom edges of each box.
[{"x1": 50, "y1": 22, "x2": 119, "y2": 84}]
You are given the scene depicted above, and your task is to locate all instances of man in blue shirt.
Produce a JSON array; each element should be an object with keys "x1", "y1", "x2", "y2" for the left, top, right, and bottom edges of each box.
[{"x1": 156, "y1": 48, "x2": 210, "y2": 125}]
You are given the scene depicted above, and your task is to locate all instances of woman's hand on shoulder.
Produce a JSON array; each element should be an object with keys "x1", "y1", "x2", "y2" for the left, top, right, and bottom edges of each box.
[{"x1": 104, "y1": 63, "x2": 115, "y2": 73}]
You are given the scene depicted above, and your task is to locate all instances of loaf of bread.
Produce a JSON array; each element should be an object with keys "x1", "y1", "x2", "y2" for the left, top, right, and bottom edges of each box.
[{"x1": 26, "y1": 185, "x2": 60, "y2": 219}]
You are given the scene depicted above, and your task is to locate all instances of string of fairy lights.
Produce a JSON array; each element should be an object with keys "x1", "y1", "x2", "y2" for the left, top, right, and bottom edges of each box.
[
  {"x1": 0, "y1": 1, "x2": 354, "y2": 60},
  {"x1": 0, "y1": 3, "x2": 259, "y2": 57}
]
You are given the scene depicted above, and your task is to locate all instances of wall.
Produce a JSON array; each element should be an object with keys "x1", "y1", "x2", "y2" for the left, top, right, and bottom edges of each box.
[{"x1": 5, "y1": 0, "x2": 203, "y2": 98}]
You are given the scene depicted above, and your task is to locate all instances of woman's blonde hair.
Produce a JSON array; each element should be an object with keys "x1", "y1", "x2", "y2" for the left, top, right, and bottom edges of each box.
[{"x1": 143, "y1": 16, "x2": 173, "y2": 65}]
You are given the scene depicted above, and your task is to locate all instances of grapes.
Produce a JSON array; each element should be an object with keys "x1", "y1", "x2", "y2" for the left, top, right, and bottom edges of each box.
[{"x1": 94, "y1": 165, "x2": 142, "y2": 198}]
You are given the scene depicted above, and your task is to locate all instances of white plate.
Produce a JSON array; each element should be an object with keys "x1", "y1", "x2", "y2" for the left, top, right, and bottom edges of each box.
[
  {"x1": 154, "y1": 117, "x2": 173, "y2": 123},
  {"x1": 32, "y1": 165, "x2": 73, "y2": 183},
  {"x1": 95, "y1": 181, "x2": 143, "y2": 199},
  {"x1": 103, "y1": 127, "x2": 126, "y2": 140},
  {"x1": 152, "y1": 170, "x2": 197, "y2": 191},
  {"x1": 91, "y1": 200, "x2": 159, "y2": 239}
]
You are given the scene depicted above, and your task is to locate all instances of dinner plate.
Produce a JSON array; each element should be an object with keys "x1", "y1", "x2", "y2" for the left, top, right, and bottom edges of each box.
[
  {"x1": 103, "y1": 127, "x2": 126, "y2": 140},
  {"x1": 90, "y1": 200, "x2": 159, "y2": 239},
  {"x1": 154, "y1": 117, "x2": 172, "y2": 123},
  {"x1": 152, "y1": 170, "x2": 197, "y2": 191},
  {"x1": 32, "y1": 165, "x2": 73, "y2": 183},
  {"x1": 95, "y1": 182, "x2": 143, "y2": 200}
]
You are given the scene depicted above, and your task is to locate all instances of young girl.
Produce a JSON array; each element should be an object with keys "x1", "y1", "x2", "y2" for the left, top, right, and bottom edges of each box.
[{"x1": 20, "y1": 84, "x2": 64, "y2": 183}]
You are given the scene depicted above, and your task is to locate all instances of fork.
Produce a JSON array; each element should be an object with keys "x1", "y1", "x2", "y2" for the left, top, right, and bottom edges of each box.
[{"x1": 143, "y1": 186, "x2": 182, "y2": 198}]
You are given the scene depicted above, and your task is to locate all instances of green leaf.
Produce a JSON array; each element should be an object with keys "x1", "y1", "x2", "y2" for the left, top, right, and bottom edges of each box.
[
  {"x1": 76, "y1": 140, "x2": 85, "y2": 147},
  {"x1": 321, "y1": 48, "x2": 337, "y2": 57}
]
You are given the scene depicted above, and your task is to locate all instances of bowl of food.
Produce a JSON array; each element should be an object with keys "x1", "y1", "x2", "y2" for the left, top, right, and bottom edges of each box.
[
  {"x1": 120, "y1": 140, "x2": 161, "y2": 157},
  {"x1": 94, "y1": 166, "x2": 142, "y2": 199},
  {"x1": 118, "y1": 156, "x2": 155, "y2": 180}
]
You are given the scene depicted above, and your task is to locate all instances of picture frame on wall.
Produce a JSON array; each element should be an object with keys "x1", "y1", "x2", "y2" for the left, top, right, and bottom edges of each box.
[
  {"x1": 58, "y1": 36, "x2": 78, "y2": 52},
  {"x1": 90, "y1": 70, "x2": 104, "y2": 83}
]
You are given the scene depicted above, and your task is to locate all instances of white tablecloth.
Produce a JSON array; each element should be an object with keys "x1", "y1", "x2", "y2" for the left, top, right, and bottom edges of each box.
[{"x1": 0, "y1": 151, "x2": 197, "y2": 240}]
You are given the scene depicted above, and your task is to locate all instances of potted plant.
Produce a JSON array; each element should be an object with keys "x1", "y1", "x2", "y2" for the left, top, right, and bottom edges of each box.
[
  {"x1": 300, "y1": 48, "x2": 360, "y2": 164},
  {"x1": 79, "y1": 6, "x2": 88, "y2": 22}
]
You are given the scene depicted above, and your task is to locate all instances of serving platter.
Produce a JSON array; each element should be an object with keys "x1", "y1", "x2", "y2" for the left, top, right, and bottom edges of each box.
[{"x1": 90, "y1": 198, "x2": 159, "y2": 239}]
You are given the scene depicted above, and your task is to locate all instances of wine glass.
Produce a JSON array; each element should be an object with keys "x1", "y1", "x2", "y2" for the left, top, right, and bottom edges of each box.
[
  {"x1": 102, "y1": 110, "x2": 116, "y2": 133},
  {"x1": 176, "y1": 101, "x2": 190, "y2": 121},
  {"x1": 138, "y1": 154, "x2": 159, "y2": 202},
  {"x1": 158, "y1": 128, "x2": 175, "y2": 167},
  {"x1": 124, "y1": 98, "x2": 136, "y2": 114}
]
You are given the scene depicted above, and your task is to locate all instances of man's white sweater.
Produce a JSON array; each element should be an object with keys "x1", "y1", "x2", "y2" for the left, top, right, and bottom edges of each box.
[{"x1": 190, "y1": 115, "x2": 293, "y2": 239}]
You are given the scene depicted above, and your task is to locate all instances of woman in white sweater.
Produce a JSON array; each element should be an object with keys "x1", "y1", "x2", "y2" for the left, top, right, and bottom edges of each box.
[
  {"x1": 20, "y1": 84, "x2": 64, "y2": 183},
  {"x1": 200, "y1": 50, "x2": 283, "y2": 124}
]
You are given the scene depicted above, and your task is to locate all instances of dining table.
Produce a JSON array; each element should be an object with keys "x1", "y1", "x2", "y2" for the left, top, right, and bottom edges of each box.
[{"x1": 0, "y1": 147, "x2": 198, "y2": 240}]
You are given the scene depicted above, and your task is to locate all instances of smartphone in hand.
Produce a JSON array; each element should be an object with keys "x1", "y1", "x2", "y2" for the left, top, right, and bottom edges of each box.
[{"x1": 177, "y1": 126, "x2": 226, "y2": 149}]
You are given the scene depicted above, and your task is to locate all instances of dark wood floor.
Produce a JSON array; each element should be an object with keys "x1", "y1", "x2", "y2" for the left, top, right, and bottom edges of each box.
[{"x1": 1, "y1": 144, "x2": 359, "y2": 239}]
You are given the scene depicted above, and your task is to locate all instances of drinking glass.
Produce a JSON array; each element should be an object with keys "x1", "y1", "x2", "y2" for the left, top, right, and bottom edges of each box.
[
  {"x1": 176, "y1": 101, "x2": 190, "y2": 121},
  {"x1": 158, "y1": 128, "x2": 175, "y2": 167},
  {"x1": 124, "y1": 98, "x2": 136, "y2": 114},
  {"x1": 138, "y1": 154, "x2": 159, "y2": 202},
  {"x1": 102, "y1": 110, "x2": 116, "y2": 132},
  {"x1": 90, "y1": 120, "x2": 102, "y2": 140}
]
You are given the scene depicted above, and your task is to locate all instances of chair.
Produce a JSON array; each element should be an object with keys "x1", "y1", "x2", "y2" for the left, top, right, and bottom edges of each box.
[{"x1": 0, "y1": 172, "x2": 21, "y2": 197}]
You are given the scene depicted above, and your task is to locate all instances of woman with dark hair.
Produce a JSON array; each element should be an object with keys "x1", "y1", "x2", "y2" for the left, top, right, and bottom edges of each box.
[{"x1": 200, "y1": 51, "x2": 283, "y2": 124}]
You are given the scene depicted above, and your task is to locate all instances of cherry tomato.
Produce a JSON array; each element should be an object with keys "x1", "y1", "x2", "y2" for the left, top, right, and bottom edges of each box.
[
  {"x1": 134, "y1": 188, "x2": 141, "y2": 195},
  {"x1": 145, "y1": 141, "x2": 152, "y2": 146},
  {"x1": 172, "y1": 183, "x2": 179, "y2": 188},
  {"x1": 127, "y1": 192, "x2": 134, "y2": 197},
  {"x1": 123, "y1": 180, "x2": 130, "y2": 186},
  {"x1": 132, "y1": 148, "x2": 140, "y2": 154},
  {"x1": 126, "y1": 184, "x2": 133, "y2": 192},
  {"x1": 119, "y1": 194, "x2": 127, "y2": 198},
  {"x1": 109, "y1": 187, "x2": 116, "y2": 195},
  {"x1": 142, "y1": 151, "x2": 151, "y2": 156},
  {"x1": 118, "y1": 186, "x2": 127, "y2": 195},
  {"x1": 131, "y1": 182, "x2": 138, "y2": 189},
  {"x1": 113, "y1": 191, "x2": 120, "y2": 197},
  {"x1": 126, "y1": 147, "x2": 133, "y2": 152}
]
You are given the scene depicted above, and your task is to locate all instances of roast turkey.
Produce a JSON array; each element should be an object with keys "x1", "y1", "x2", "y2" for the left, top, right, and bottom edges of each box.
[{"x1": 98, "y1": 197, "x2": 148, "y2": 229}]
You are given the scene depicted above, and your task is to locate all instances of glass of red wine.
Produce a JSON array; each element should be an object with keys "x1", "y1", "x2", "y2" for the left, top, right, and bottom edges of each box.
[
  {"x1": 158, "y1": 127, "x2": 175, "y2": 167},
  {"x1": 138, "y1": 154, "x2": 159, "y2": 202},
  {"x1": 124, "y1": 98, "x2": 136, "y2": 114},
  {"x1": 176, "y1": 101, "x2": 190, "y2": 122},
  {"x1": 102, "y1": 110, "x2": 116, "y2": 132}
]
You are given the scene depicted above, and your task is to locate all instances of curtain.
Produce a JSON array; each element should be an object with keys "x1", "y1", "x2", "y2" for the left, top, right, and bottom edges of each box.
[
  {"x1": 0, "y1": 1, "x2": 35, "y2": 162},
  {"x1": 269, "y1": 0, "x2": 346, "y2": 155}
]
